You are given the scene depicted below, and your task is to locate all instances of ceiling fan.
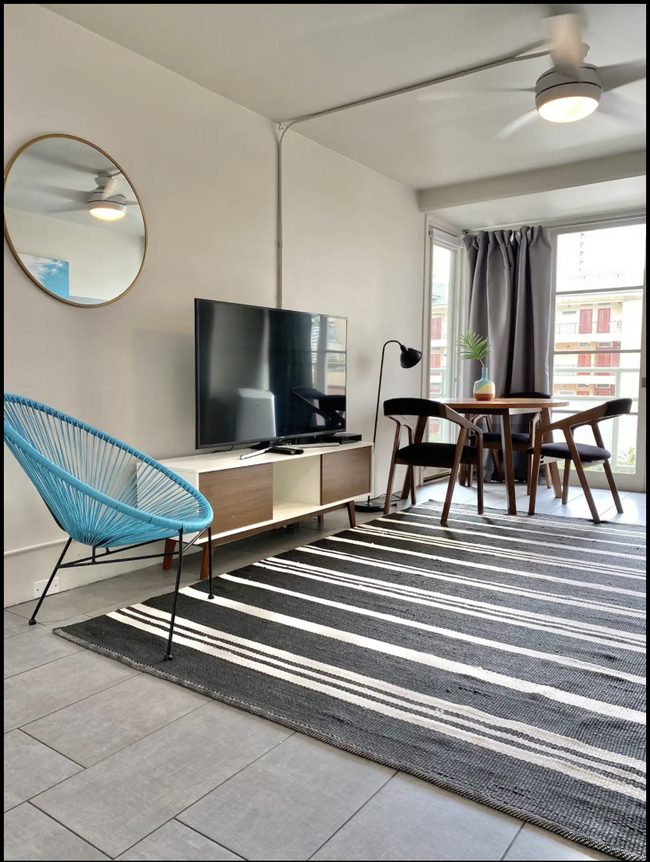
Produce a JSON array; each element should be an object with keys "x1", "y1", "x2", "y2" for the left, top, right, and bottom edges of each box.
[
  {"x1": 418, "y1": 5, "x2": 646, "y2": 140},
  {"x1": 23, "y1": 168, "x2": 138, "y2": 221}
]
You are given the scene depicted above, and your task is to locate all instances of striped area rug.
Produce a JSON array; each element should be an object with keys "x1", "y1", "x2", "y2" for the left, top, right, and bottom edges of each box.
[{"x1": 56, "y1": 504, "x2": 646, "y2": 861}]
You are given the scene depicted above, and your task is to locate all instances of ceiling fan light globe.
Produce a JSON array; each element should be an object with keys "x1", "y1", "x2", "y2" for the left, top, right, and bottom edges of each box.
[
  {"x1": 87, "y1": 192, "x2": 127, "y2": 220},
  {"x1": 88, "y1": 204, "x2": 126, "y2": 221},
  {"x1": 534, "y1": 66, "x2": 603, "y2": 124},
  {"x1": 537, "y1": 94, "x2": 599, "y2": 122}
]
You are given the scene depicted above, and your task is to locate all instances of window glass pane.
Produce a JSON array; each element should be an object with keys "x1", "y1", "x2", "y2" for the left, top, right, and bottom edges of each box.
[
  {"x1": 556, "y1": 225, "x2": 646, "y2": 292},
  {"x1": 554, "y1": 290, "x2": 642, "y2": 350},
  {"x1": 429, "y1": 244, "x2": 452, "y2": 441},
  {"x1": 552, "y1": 359, "x2": 640, "y2": 411}
]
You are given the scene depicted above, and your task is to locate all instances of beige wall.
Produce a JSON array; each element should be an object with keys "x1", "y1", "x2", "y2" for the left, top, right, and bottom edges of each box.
[{"x1": 4, "y1": 4, "x2": 424, "y2": 605}]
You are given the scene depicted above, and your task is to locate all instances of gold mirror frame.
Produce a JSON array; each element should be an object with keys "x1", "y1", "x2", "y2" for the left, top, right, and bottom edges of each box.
[{"x1": 4, "y1": 134, "x2": 148, "y2": 308}]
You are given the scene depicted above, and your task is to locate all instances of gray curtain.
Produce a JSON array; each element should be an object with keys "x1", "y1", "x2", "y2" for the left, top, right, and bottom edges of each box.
[{"x1": 463, "y1": 226, "x2": 553, "y2": 479}]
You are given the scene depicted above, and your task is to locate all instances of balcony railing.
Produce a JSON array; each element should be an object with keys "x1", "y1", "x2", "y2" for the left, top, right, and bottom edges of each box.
[{"x1": 556, "y1": 320, "x2": 623, "y2": 335}]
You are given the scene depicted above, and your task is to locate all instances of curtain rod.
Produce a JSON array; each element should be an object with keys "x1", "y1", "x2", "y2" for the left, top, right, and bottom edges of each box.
[{"x1": 462, "y1": 210, "x2": 646, "y2": 235}]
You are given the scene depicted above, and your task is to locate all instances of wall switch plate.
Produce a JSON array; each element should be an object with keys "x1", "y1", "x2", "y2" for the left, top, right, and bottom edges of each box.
[{"x1": 33, "y1": 577, "x2": 59, "y2": 599}]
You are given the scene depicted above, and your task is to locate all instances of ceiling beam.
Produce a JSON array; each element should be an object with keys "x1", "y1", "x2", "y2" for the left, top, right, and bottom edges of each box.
[{"x1": 417, "y1": 150, "x2": 646, "y2": 212}]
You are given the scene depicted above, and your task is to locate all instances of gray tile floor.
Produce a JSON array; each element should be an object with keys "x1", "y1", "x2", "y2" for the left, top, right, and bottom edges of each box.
[{"x1": 5, "y1": 482, "x2": 644, "y2": 861}]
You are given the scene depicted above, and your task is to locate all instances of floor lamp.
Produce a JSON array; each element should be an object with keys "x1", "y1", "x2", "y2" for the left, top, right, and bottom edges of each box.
[{"x1": 355, "y1": 340, "x2": 422, "y2": 512}]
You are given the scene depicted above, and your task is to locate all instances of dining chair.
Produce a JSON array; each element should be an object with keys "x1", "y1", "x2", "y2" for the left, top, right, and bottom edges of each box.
[
  {"x1": 4, "y1": 393, "x2": 214, "y2": 661},
  {"x1": 383, "y1": 398, "x2": 483, "y2": 525},
  {"x1": 528, "y1": 397, "x2": 632, "y2": 524}
]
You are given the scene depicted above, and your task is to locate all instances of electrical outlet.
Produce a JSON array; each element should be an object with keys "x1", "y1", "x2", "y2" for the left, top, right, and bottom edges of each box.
[{"x1": 33, "y1": 577, "x2": 59, "y2": 599}]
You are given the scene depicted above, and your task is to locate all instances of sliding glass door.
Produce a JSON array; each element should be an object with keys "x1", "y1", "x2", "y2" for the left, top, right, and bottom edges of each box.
[{"x1": 550, "y1": 221, "x2": 646, "y2": 492}]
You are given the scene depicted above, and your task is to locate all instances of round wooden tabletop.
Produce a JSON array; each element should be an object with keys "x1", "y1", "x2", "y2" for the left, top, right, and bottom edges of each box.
[{"x1": 440, "y1": 398, "x2": 569, "y2": 411}]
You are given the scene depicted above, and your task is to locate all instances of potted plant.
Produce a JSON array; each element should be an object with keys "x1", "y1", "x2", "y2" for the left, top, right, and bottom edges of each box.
[{"x1": 456, "y1": 331, "x2": 495, "y2": 401}]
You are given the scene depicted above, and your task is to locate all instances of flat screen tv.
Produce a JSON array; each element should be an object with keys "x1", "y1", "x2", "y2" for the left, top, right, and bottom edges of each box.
[{"x1": 195, "y1": 299, "x2": 347, "y2": 449}]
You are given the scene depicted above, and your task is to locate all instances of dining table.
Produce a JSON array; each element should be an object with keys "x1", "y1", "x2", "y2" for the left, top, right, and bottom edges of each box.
[{"x1": 403, "y1": 398, "x2": 570, "y2": 516}]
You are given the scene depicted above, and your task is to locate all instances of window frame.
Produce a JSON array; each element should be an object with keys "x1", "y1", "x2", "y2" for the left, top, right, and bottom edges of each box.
[{"x1": 548, "y1": 216, "x2": 646, "y2": 492}]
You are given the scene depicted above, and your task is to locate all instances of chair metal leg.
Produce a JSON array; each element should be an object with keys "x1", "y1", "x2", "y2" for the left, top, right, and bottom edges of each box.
[
  {"x1": 29, "y1": 537, "x2": 73, "y2": 625},
  {"x1": 409, "y1": 466, "x2": 417, "y2": 505},
  {"x1": 207, "y1": 527, "x2": 215, "y2": 600},
  {"x1": 603, "y1": 459, "x2": 624, "y2": 513},
  {"x1": 164, "y1": 530, "x2": 184, "y2": 661},
  {"x1": 528, "y1": 445, "x2": 543, "y2": 516},
  {"x1": 562, "y1": 460, "x2": 571, "y2": 505}
]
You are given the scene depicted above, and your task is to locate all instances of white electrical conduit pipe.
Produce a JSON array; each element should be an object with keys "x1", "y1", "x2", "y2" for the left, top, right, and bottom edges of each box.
[{"x1": 274, "y1": 43, "x2": 551, "y2": 307}]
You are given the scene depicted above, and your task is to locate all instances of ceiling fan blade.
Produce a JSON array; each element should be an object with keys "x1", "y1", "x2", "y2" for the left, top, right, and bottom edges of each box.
[
  {"x1": 495, "y1": 110, "x2": 539, "y2": 141},
  {"x1": 548, "y1": 12, "x2": 586, "y2": 77},
  {"x1": 47, "y1": 204, "x2": 87, "y2": 214},
  {"x1": 418, "y1": 85, "x2": 535, "y2": 103},
  {"x1": 597, "y1": 91, "x2": 645, "y2": 125},
  {"x1": 598, "y1": 60, "x2": 646, "y2": 92},
  {"x1": 15, "y1": 181, "x2": 87, "y2": 204}
]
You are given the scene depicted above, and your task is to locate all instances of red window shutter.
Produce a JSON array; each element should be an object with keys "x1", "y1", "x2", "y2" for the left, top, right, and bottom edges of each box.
[
  {"x1": 431, "y1": 318, "x2": 442, "y2": 339},
  {"x1": 578, "y1": 353, "x2": 591, "y2": 367},
  {"x1": 611, "y1": 352, "x2": 620, "y2": 367},
  {"x1": 596, "y1": 353, "x2": 612, "y2": 367},
  {"x1": 579, "y1": 309, "x2": 593, "y2": 334},
  {"x1": 597, "y1": 307, "x2": 611, "y2": 333},
  {"x1": 431, "y1": 353, "x2": 441, "y2": 368}
]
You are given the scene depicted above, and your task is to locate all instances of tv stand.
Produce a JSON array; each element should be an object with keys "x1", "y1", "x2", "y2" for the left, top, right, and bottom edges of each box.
[{"x1": 157, "y1": 442, "x2": 372, "y2": 581}]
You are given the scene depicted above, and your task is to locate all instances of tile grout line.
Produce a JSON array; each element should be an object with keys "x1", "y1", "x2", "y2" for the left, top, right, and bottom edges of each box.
[
  {"x1": 170, "y1": 818, "x2": 247, "y2": 861},
  {"x1": 23, "y1": 696, "x2": 211, "y2": 772},
  {"x1": 12, "y1": 726, "x2": 87, "y2": 769},
  {"x1": 499, "y1": 821, "x2": 525, "y2": 861},
  {"x1": 22, "y1": 801, "x2": 112, "y2": 860},
  {"x1": 4, "y1": 642, "x2": 88, "y2": 680},
  {"x1": 5, "y1": 667, "x2": 144, "y2": 735},
  {"x1": 110, "y1": 727, "x2": 296, "y2": 860},
  {"x1": 305, "y1": 769, "x2": 398, "y2": 861}
]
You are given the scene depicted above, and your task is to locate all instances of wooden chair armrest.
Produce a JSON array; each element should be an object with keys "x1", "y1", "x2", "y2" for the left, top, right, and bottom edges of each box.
[{"x1": 442, "y1": 405, "x2": 484, "y2": 435}]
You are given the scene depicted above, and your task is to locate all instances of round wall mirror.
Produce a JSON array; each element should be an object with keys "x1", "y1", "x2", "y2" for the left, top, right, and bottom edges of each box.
[{"x1": 4, "y1": 134, "x2": 147, "y2": 307}]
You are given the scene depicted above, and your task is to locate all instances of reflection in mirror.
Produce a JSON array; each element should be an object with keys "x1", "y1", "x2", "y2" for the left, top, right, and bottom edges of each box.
[{"x1": 4, "y1": 135, "x2": 147, "y2": 306}]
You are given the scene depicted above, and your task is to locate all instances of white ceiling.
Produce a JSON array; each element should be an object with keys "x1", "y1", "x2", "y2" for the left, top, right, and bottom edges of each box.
[{"x1": 41, "y1": 4, "x2": 646, "y2": 196}]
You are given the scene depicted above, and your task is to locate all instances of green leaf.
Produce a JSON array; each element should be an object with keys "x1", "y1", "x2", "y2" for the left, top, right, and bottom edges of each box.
[{"x1": 456, "y1": 330, "x2": 491, "y2": 364}]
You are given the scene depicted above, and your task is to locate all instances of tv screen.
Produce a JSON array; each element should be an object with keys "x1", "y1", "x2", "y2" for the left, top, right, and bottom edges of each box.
[{"x1": 195, "y1": 299, "x2": 347, "y2": 449}]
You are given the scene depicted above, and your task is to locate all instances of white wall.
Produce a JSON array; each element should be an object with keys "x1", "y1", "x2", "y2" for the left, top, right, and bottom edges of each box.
[
  {"x1": 6, "y1": 208, "x2": 145, "y2": 301},
  {"x1": 4, "y1": 4, "x2": 424, "y2": 606}
]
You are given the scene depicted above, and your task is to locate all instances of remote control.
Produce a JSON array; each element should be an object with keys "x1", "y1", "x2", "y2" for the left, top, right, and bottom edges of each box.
[{"x1": 268, "y1": 446, "x2": 304, "y2": 455}]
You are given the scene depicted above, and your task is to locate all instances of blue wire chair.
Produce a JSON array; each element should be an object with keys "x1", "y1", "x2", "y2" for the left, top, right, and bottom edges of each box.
[{"x1": 4, "y1": 394, "x2": 214, "y2": 661}]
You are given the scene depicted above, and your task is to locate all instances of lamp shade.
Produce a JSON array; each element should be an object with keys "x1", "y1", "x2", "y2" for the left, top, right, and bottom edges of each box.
[{"x1": 399, "y1": 345, "x2": 422, "y2": 369}]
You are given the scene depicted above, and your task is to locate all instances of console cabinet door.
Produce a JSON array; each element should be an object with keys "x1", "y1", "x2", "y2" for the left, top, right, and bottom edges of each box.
[
  {"x1": 320, "y1": 448, "x2": 371, "y2": 505},
  {"x1": 199, "y1": 464, "x2": 273, "y2": 533}
]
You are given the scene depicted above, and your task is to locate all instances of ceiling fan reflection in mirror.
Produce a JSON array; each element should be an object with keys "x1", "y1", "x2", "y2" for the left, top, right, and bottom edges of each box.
[{"x1": 87, "y1": 172, "x2": 128, "y2": 221}]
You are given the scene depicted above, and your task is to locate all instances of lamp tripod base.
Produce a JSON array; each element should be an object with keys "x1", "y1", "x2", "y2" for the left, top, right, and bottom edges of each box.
[{"x1": 354, "y1": 500, "x2": 385, "y2": 512}]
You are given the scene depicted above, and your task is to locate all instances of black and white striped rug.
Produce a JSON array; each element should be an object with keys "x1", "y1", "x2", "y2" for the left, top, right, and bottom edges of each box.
[{"x1": 56, "y1": 504, "x2": 646, "y2": 861}]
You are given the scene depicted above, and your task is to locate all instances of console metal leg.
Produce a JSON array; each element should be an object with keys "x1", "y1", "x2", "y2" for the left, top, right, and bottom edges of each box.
[
  {"x1": 164, "y1": 529, "x2": 184, "y2": 661},
  {"x1": 29, "y1": 537, "x2": 72, "y2": 625},
  {"x1": 207, "y1": 527, "x2": 215, "y2": 600}
]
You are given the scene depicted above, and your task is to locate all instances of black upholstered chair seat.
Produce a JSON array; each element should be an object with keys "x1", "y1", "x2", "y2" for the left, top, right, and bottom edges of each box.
[
  {"x1": 397, "y1": 442, "x2": 477, "y2": 468},
  {"x1": 527, "y1": 442, "x2": 611, "y2": 462},
  {"x1": 483, "y1": 431, "x2": 531, "y2": 446}
]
